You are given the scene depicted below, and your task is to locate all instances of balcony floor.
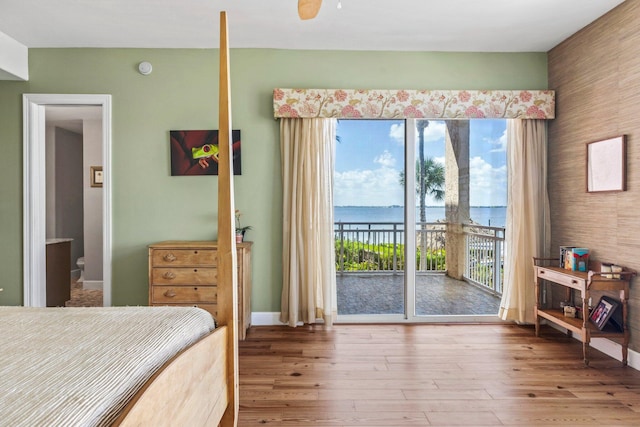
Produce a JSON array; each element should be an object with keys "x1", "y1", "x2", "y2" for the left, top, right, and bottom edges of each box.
[{"x1": 337, "y1": 273, "x2": 501, "y2": 316}]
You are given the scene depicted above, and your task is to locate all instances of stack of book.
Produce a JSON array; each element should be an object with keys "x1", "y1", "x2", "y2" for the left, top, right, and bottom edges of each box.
[{"x1": 559, "y1": 246, "x2": 589, "y2": 271}]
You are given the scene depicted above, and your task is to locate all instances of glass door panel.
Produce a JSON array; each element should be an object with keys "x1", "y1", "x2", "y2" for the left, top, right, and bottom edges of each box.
[{"x1": 334, "y1": 120, "x2": 406, "y2": 320}]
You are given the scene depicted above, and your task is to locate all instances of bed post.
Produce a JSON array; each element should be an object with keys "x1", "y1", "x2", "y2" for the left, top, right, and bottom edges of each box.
[{"x1": 217, "y1": 11, "x2": 239, "y2": 427}]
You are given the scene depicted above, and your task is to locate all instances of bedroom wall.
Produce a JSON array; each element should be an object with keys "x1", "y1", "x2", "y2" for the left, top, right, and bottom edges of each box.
[
  {"x1": 0, "y1": 48, "x2": 548, "y2": 311},
  {"x1": 548, "y1": 0, "x2": 640, "y2": 352}
]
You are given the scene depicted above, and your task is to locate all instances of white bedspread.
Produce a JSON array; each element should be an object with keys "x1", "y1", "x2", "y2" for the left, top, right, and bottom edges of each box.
[{"x1": 0, "y1": 306, "x2": 216, "y2": 427}]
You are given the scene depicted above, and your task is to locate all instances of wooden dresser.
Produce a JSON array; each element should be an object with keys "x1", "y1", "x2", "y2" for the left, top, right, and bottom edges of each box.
[{"x1": 148, "y1": 240, "x2": 252, "y2": 340}]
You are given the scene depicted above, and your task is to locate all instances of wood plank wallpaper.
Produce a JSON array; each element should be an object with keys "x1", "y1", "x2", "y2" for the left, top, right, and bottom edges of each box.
[{"x1": 548, "y1": 0, "x2": 640, "y2": 353}]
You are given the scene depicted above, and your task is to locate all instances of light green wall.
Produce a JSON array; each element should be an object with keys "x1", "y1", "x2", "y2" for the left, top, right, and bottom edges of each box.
[{"x1": 0, "y1": 48, "x2": 547, "y2": 311}]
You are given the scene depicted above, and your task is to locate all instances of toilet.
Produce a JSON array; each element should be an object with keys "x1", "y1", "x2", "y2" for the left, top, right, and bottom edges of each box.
[{"x1": 76, "y1": 257, "x2": 85, "y2": 283}]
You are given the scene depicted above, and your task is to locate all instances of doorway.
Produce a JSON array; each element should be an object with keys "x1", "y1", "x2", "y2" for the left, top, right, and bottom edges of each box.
[
  {"x1": 334, "y1": 119, "x2": 505, "y2": 323},
  {"x1": 23, "y1": 94, "x2": 112, "y2": 307}
]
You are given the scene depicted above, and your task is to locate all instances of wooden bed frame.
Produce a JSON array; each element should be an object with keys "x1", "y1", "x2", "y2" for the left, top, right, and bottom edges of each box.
[{"x1": 113, "y1": 11, "x2": 239, "y2": 427}]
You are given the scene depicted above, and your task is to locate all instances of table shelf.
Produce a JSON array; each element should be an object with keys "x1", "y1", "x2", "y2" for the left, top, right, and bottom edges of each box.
[{"x1": 533, "y1": 258, "x2": 634, "y2": 365}]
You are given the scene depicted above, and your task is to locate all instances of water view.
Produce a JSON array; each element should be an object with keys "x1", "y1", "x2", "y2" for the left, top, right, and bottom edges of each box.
[{"x1": 334, "y1": 206, "x2": 506, "y2": 227}]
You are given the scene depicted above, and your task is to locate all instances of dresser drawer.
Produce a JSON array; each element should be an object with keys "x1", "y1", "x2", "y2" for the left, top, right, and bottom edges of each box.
[
  {"x1": 151, "y1": 285, "x2": 217, "y2": 304},
  {"x1": 151, "y1": 268, "x2": 217, "y2": 285},
  {"x1": 151, "y1": 249, "x2": 217, "y2": 267},
  {"x1": 537, "y1": 267, "x2": 584, "y2": 290}
]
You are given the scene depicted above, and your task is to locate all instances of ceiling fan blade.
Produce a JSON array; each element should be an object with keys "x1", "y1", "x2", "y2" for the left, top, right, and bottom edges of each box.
[{"x1": 298, "y1": 0, "x2": 322, "y2": 20}]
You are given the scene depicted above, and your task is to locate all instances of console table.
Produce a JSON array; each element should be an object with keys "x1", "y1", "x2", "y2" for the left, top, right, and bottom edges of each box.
[{"x1": 533, "y1": 258, "x2": 635, "y2": 365}]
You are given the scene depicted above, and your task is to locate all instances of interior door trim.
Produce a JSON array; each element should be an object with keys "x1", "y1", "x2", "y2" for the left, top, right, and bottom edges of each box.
[{"x1": 22, "y1": 93, "x2": 112, "y2": 307}]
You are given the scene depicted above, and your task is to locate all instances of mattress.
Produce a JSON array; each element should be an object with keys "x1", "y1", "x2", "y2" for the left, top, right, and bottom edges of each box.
[{"x1": 0, "y1": 306, "x2": 216, "y2": 427}]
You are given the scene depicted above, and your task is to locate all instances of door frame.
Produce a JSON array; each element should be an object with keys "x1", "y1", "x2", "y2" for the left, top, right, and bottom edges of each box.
[
  {"x1": 23, "y1": 94, "x2": 112, "y2": 307},
  {"x1": 334, "y1": 119, "x2": 416, "y2": 323}
]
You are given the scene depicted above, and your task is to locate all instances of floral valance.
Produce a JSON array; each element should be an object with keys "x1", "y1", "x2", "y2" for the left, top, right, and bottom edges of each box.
[{"x1": 273, "y1": 88, "x2": 555, "y2": 120}]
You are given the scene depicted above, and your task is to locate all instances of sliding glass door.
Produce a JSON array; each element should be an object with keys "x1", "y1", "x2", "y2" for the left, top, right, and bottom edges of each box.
[
  {"x1": 334, "y1": 118, "x2": 506, "y2": 323},
  {"x1": 334, "y1": 120, "x2": 406, "y2": 321}
]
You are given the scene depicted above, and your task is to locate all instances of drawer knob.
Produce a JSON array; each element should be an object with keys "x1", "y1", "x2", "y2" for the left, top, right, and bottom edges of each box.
[
  {"x1": 164, "y1": 290, "x2": 177, "y2": 298},
  {"x1": 163, "y1": 272, "x2": 176, "y2": 280},
  {"x1": 163, "y1": 253, "x2": 177, "y2": 262}
]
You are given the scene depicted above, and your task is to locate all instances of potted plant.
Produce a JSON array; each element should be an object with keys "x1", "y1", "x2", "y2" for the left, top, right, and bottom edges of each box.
[{"x1": 235, "y1": 209, "x2": 252, "y2": 243}]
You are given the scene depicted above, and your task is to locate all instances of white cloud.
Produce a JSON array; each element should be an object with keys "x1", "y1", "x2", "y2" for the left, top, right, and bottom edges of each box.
[
  {"x1": 421, "y1": 121, "x2": 447, "y2": 143},
  {"x1": 487, "y1": 127, "x2": 507, "y2": 152},
  {"x1": 390, "y1": 120, "x2": 447, "y2": 146},
  {"x1": 469, "y1": 156, "x2": 507, "y2": 206},
  {"x1": 389, "y1": 123, "x2": 404, "y2": 145},
  {"x1": 374, "y1": 150, "x2": 396, "y2": 168},
  {"x1": 337, "y1": 123, "x2": 506, "y2": 207},
  {"x1": 335, "y1": 153, "x2": 507, "y2": 207},
  {"x1": 334, "y1": 153, "x2": 403, "y2": 206}
]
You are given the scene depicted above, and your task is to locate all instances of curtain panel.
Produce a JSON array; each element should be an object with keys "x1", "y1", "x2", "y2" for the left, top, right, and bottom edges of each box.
[
  {"x1": 274, "y1": 89, "x2": 555, "y2": 120},
  {"x1": 276, "y1": 87, "x2": 554, "y2": 326},
  {"x1": 500, "y1": 119, "x2": 551, "y2": 324},
  {"x1": 280, "y1": 118, "x2": 337, "y2": 327}
]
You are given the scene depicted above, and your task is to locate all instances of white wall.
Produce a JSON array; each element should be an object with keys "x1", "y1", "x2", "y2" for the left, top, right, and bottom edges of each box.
[
  {"x1": 83, "y1": 119, "x2": 103, "y2": 285},
  {"x1": 45, "y1": 125, "x2": 56, "y2": 237},
  {"x1": 0, "y1": 31, "x2": 28, "y2": 81}
]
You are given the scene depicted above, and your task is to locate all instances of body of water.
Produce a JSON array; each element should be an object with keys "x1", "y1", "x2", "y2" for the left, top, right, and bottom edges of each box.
[{"x1": 334, "y1": 206, "x2": 506, "y2": 227}]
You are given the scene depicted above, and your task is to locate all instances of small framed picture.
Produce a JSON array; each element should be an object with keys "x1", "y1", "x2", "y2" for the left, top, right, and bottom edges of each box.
[
  {"x1": 586, "y1": 135, "x2": 626, "y2": 193},
  {"x1": 589, "y1": 296, "x2": 619, "y2": 330},
  {"x1": 91, "y1": 166, "x2": 103, "y2": 188}
]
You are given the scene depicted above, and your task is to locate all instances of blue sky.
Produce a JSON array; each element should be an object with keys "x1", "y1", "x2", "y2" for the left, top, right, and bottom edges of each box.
[{"x1": 334, "y1": 119, "x2": 507, "y2": 207}]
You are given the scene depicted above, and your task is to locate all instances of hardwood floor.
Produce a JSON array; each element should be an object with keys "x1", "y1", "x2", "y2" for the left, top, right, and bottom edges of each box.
[{"x1": 239, "y1": 324, "x2": 640, "y2": 426}]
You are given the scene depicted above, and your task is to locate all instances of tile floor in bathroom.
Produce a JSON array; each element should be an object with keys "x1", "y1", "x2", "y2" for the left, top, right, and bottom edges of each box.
[{"x1": 65, "y1": 278, "x2": 103, "y2": 307}]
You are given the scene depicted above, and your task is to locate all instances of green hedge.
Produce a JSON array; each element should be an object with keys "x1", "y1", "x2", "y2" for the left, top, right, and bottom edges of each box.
[{"x1": 335, "y1": 240, "x2": 445, "y2": 271}]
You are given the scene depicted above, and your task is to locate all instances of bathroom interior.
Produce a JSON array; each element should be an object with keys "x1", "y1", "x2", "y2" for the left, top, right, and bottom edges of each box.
[{"x1": 45, "y1": 105, "x2": 104, "y2": 307}]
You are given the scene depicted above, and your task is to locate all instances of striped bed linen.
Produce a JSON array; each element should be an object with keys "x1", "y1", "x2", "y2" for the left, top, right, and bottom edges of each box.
[{"x1": 0, "y1": 306, "x2": 216, "y2": 427}]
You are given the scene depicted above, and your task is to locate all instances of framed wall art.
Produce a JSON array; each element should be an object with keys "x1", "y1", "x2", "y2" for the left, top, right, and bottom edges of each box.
[
  {"x1": 169, "y1": 129, "x2": 241, "y2": 176},
  {"x1": 586, "y1": 135, "x2": 626, "y2": 193},
  {"x1": 90, "y1": 166, "x2": 103, "y2": 188}
]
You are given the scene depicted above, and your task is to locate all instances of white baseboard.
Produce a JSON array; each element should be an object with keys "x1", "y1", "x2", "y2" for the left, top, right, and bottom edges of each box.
[
  {"x1": 251, "y1": 312, "x2": 309, "y2": 326},
  {"x1": 251, "y1": 312, "x2": 283, "y2": 326},
  {"x1": 546, "y1": 322, "x2": 639, "y2": 371},
  {"x1": 82, "y1": 280, "x2": 103, "y2": 291},
  {"x1": 590, "y1": 337, "x2": 640, "y2": 369}
]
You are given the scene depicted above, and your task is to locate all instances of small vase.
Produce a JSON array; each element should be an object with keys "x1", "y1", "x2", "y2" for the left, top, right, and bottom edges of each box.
[{"x1": 235, "y1": 234, "x2": 243, "y2": 243}]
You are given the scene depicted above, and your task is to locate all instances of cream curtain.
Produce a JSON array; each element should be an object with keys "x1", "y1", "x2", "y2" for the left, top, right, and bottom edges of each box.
[
  {"x1": 280, "y1": 118, "x2": 337, "y2": 327},
  {"x1": 499, "y1": 119, "x2": 550, "y2": 324}
]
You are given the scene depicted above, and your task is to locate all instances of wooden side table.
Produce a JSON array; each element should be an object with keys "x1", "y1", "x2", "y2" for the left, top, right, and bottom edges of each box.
[{"x1": 533, "y1": 257, "x2": 635, "y2": 365}]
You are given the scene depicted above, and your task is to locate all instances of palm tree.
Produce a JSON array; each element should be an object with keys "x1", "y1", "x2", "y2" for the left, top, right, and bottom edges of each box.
[
  {"x1": 399, "y1": 120, "x2": 446, "y2": 270},
  {"x1": 399, "y1": 157, "x2": 445, "y2": 211},
  {"x1": 399, "y1": 120, "x2": 445, "y2": 221},
  {"x1": 417, "y1": 120, "x2": 428, "y2": 223}
]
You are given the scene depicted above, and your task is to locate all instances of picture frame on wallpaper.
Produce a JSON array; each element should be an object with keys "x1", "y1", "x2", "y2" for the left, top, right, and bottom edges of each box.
[
  {"x1": 169, "y1": 129, "x2": 241, "y2": 176},
  {"x1": 90, "y1": 166, "x2": 103, "y2": 188},
  {"x1": 586, "y1": 135, "x2": 626, "y2": 193}
]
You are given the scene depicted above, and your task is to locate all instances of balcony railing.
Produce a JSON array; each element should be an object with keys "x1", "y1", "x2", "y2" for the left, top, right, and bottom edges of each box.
[
  {"x1": 334, "y1": 221, "x2": 506, "y2": 296},
  {"x1": 334, "y1": 221, "x2": 446, "y2": 274},
  {"x1": 463, "y1": 224, "x2": 505, "y2": 295}
]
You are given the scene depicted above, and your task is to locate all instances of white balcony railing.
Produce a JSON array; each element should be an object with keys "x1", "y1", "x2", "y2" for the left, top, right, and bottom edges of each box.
[
  {"x1": 463, "y1": 224, "x2": 505, "y2": 295},
  {"x1": 334, "y1": 221, "x2": 506, "y2": 296},
  {"x1": 334, "y1": 222, "x2": 446, "y2": 274}
]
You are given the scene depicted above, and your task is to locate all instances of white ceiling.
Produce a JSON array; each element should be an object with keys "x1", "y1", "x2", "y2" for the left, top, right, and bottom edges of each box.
[
  {"x1": 46, "y1": 106, "x2": 102, "y2": 134},
  {"x1": 0, "y1": 0, "x2": 625, "y2": 52}
]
